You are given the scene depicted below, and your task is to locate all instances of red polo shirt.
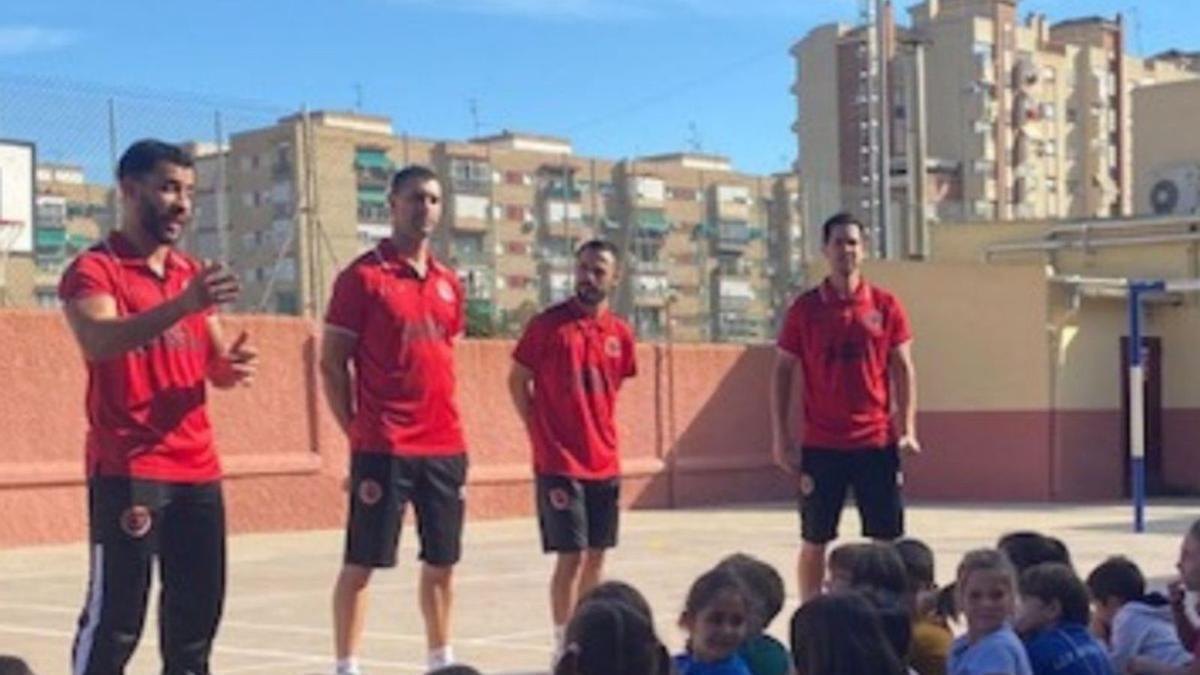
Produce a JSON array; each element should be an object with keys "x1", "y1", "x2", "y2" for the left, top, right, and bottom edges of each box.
[
  {"x1": 513, "y1": 300, "x2": 637, "y2": 480},
  {"x1": 776, "y1": 278, "x2": 911, "y2": 449},
  {"x1": 58, "y1": 232, "x2": 219, "y2": 482},
  {"x1": 325, "y1": 240, "x2": 466, "y2": 456}
]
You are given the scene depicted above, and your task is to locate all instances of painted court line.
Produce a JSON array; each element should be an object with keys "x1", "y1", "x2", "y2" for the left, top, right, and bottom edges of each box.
[{"x1": 0, "y1": 600, "x2": 551, "y2": 655}]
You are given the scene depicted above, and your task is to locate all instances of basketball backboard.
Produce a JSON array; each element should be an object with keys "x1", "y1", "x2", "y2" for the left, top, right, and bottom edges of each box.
[{"x1": 0, "y1": 140, "x2": 35, "y2": 254}]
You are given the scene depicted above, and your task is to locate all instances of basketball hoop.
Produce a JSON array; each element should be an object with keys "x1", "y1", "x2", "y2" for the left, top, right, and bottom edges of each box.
[{"x1": 0, "y1": 219, "x2": 27, "y2": 307}]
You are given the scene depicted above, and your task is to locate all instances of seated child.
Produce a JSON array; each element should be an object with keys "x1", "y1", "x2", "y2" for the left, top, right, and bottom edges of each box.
[
  {"x1": 790, "y1": 591, "x2": 907, "y2": 675},
  {"x1": 1016, "y1": 562, "x2": 1113, "y2": 675},
  {"x1": 896, "y1": 538, "x2": 954, "y2": 675},
  {"x1": 1086, "y1": 556, "x2": 1191, "y2": 673},
  {"x1": 949, "y1": 549, "x2": 1033, "y2": 675},
  {"x1": 675, "y1": 567, "x2": 753, "y2": 675},
  {"x1": 717, "y1": 553, "x2": 790, "y2": 675}
]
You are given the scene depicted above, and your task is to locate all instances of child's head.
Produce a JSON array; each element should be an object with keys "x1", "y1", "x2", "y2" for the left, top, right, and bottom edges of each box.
[
  {"x1": 956, "y1": 549, "x2": 1018, "y2": 638},
  {"x1": 556, "y1": 598, "x2": 668, "y2": 675},
  {"x1": 857, "y1": 588, "x2": 913, "y2": 662},
  {"x1": 679, "y1": 567, "x2": 751, "y2": 663},
  {"x1": 717, "y1": 553, "x2": 786, "y2": 634},
  {"x1": 1085, "y1": 556, "x2": 1145, "y2": 629},
  {"x1": 789, "y1": 592, "x2": 907, "y2": 675},
  {"x1": 1016, "y1": 562, "x2": 1091, "y2": 635},
  {"x1": 580, "y1": 579, "x2": 655, "y2": 626},
  {"x1": 0, "y1": 657, "x2": 33, "y2": 675},
  {"x1": 827, "y1": 542, "x2": 908, "y2": 596},
  {"x1": 996, "y1": 531, "x2": 1072, "y2": 574},
  {"x1": 428, "y1": 666, "x2": 481, "y2": 675},
  {"x1": 894, "y1": 538, "x2": 937, "y2": 594},
  {"x1": 1178, "y1": 519, "x2": 1200, "y2": 592}
]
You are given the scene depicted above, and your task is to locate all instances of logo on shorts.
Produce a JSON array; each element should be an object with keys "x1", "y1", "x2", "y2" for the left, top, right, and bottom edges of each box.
[
  {"x1": 548, "y1": 487, "x2": 571, "y2": 511},
  {"x1": 119, "y1": 506, "x2": 153, "y2": 538},
  {"x1": 436, "y1": 279, "x2": 456, "y2": 304},
  {"x1": 798, "y1": 474, "x2": 816, "y2": 497},
  {"x1": 357, "y1": 479, "x2": 384, "y2": 506},
  {"x1": 604, "y1": 335, "x2": 622, "y2": 358},
  {"x1": 896, "y1": 471, "x2": 904, "y2": 487}
]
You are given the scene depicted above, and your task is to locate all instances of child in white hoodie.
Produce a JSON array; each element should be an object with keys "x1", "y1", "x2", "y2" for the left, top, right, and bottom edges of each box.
[{"x1": 1086, "y1": 556, "x2": 1192, "y2": 673}]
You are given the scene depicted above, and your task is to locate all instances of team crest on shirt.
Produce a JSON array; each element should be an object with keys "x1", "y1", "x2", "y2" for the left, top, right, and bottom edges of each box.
[
  {"x1": 604, "y1": 335, "x2": 622, "y2": 358},
  {"x1": 357, "y1": 479, "x2": 384, "y2": 506},
  {"x1": 548, "y1": 487, "x2": 571, "y2": 511},
  {"x1": 860, "y1": 309, "x2": 883, "y2": 331},
  {"x1": 436, "y1": 279, "x2": 456, "y2": 303},
  {"x1": 119, "y1": 506, "x2": 153, "y2": 538}
]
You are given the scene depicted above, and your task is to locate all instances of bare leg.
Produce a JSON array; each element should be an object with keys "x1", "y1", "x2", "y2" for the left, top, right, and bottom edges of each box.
[
  {"x1": 550, "y1": 552, "x2": 583, "y2": 626},
  {"x1": 577, "y1": 549, "x2": 606, "y2": 602},
  {"x1": 420, "y1": 563, "x2": 455, "y2": 651},
  {"x1": 333, "y1": 564, "x2": 373, "y2": 661},
  {"x1": 799, "y1": 541, "x2": 827, "y2": 603}
]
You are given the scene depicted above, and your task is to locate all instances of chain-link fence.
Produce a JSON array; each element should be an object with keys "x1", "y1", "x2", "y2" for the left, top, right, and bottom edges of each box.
[{"x1": 0, "y1": 73, "x2": 812, "y2": 344}]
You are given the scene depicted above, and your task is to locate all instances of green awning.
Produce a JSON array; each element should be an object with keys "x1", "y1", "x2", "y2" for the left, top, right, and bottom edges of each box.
[
  {"x1": 636, "y1": 209, "x2": 669, "y2": 234},
  {"x1": 36, "y1": 228, "x2": 66, "y2": 248},
  {"x1": 354, "y1": 150, "x2": 392, "y2": 170}
]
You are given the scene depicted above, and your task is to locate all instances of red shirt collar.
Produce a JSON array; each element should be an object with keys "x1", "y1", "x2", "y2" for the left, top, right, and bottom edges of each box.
[
  {"x1": 103, "y1": 231, "x2": 187, "y2": 272},
  {"x1": 375, "y1": 238, "x2": 446, "y2": 277},
  {"x1": 819, "y1": 276, "x2": 871, "y2": 305}
]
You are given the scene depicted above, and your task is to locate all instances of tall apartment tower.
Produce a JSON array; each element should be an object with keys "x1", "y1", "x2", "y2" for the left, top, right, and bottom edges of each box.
[{"x1": 791, "y1": 0, "x2": 1198, "y2": 241}]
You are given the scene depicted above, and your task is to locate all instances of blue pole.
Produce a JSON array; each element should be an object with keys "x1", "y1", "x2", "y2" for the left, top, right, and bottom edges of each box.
[
  {"x1": 1127, "y1": 285, "x2": 1144, "y2": 533},
  {"x1": 1128, "y1": 281, "x2": 1165, "y2": 533}
]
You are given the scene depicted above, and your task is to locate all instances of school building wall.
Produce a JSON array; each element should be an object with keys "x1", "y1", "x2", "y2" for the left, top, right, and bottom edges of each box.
[{"x1": 5, "y1": 249, "x2": 1200, "y2": 546}]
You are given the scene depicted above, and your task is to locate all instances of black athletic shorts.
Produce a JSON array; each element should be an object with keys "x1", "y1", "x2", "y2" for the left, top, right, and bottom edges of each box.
[
  {"x1": 535, "y1": 474, "x2": 620, "y2": 553},
  {"x1": 798, "y1": 445, "x2": 904, "y2": 544},
  {"x1": 344, "y1": 452, "x2": 467, "y2": 568}
]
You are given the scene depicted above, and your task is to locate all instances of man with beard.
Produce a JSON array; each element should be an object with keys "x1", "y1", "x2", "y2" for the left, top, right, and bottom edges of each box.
[
  {"x1": 508, "y1": 239, "x2": 637, "y2": 660},
  {"x1": 322, "y1": 165, "x2": 468, "y2": 674},
  {"x1": 771, "y1": 211, "x2": 919, "y2": 603},
  {"x1": 59, "y1": 139, "x2": 257, "y2": 674}
]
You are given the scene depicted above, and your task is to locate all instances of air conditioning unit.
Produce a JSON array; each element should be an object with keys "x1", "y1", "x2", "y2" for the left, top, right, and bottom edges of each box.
[{"x1": 1148, "y1": 163, "x2": 1200, "y2": 215}]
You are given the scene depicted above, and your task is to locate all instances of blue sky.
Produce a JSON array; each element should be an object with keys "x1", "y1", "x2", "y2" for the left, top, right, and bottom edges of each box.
[{"x1": 2, "y1": 0, "x2": 1199, "y2": 178}]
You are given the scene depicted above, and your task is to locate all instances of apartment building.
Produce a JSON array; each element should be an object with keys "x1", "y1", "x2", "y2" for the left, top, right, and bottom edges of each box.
[
  {"x1": 217, "y1": 111, "x2": 802, "y2": 342},
  {"x1": 791, "y1": 0, "x2": 1197, "y2": 249},
  {"x1": 24, "y1": 163, "x2": 109, "y2": 308}
]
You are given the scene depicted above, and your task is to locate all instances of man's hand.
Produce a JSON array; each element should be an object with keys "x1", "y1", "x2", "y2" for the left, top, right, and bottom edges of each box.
[
  {"x1": 212, "y1": 331, "x2": 257, "y2": 387},
  {"x1": 181, "y1": 261, "x2": 240, "y2": 313},
  {"x1": 898, "y1": 433, "x2": 922, "y2": 456},
  {"x1": 772, "y1": 435, "x2": 797, "y2": 475}
]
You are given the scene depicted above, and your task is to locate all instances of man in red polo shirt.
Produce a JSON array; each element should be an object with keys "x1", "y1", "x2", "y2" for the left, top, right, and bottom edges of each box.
[
  {"x1": 508, "y1": 239, "x2": 636, "y2": 658},
  {"x1": 60, "y1": 139, "x2": 257, "y2": 675},
  {"x1": 771, "y1": 211, "x2": 919, "y2": 602},
  {"x1": 322, "y1": 165, "x2": 467, "y2": 674}
]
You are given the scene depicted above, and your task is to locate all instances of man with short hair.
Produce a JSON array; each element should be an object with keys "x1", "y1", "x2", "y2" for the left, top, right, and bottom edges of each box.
[
  {"x1": 508, "y1": 239, "x2": 637, "y2": 659},
  {"x1": 62, "y1": 138, "x2": 257, "y2": 675},
  {"x1": 770, "y1": 211, "x2": 919, "y2": 603},
  {"x1": 322, "y1": 165, "x2": 467, "y2": 674}
]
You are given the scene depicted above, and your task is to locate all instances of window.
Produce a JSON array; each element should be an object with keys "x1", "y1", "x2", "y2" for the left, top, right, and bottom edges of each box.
[
  {"x1": 504, "y1": 171, "x2": 526, "y2": 185},
  {"x1": 504, "y1": 241, "x2": 529, "y2": 255},
  {"x1": 504, "y1": 205, "x2": 526, "y2": 222}
]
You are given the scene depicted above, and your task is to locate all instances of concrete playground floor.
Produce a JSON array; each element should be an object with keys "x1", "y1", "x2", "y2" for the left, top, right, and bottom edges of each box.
[{"x1": 1, "y1": 500, "x2": 1197, "y2": 674}]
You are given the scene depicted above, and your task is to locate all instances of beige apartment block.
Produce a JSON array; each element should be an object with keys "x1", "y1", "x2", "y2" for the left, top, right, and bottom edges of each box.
[
  {"x1": 791, "y1": 0, "x2": 1198, "y2": 247},
  {"x1": 10, "y1": 163, "x2": 112, "y2": 309},
  {"x1": 210, "y1": 111, "x2": 802, "y2": 343}
]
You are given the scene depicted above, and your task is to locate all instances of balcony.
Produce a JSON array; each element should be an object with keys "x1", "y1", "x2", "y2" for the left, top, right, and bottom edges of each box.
[
  {"x1": 709, "y1": 220, "x2": 754, "y2": 254},
  {"x1": 355, "y1": 165, "x2": 390, "y2": 190},
  {"x1": 713, "y1": 276, "x2": 756, "y2": 311},
  {"x1": 272, "y1": 158, "x2": 293, "y2": 180},
  {"x1": 635, "y1": 209, "x2": 670, "y2": 237},
  {"x1": 632, "y1": 272, "x2": 670, "y2": 307}
]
